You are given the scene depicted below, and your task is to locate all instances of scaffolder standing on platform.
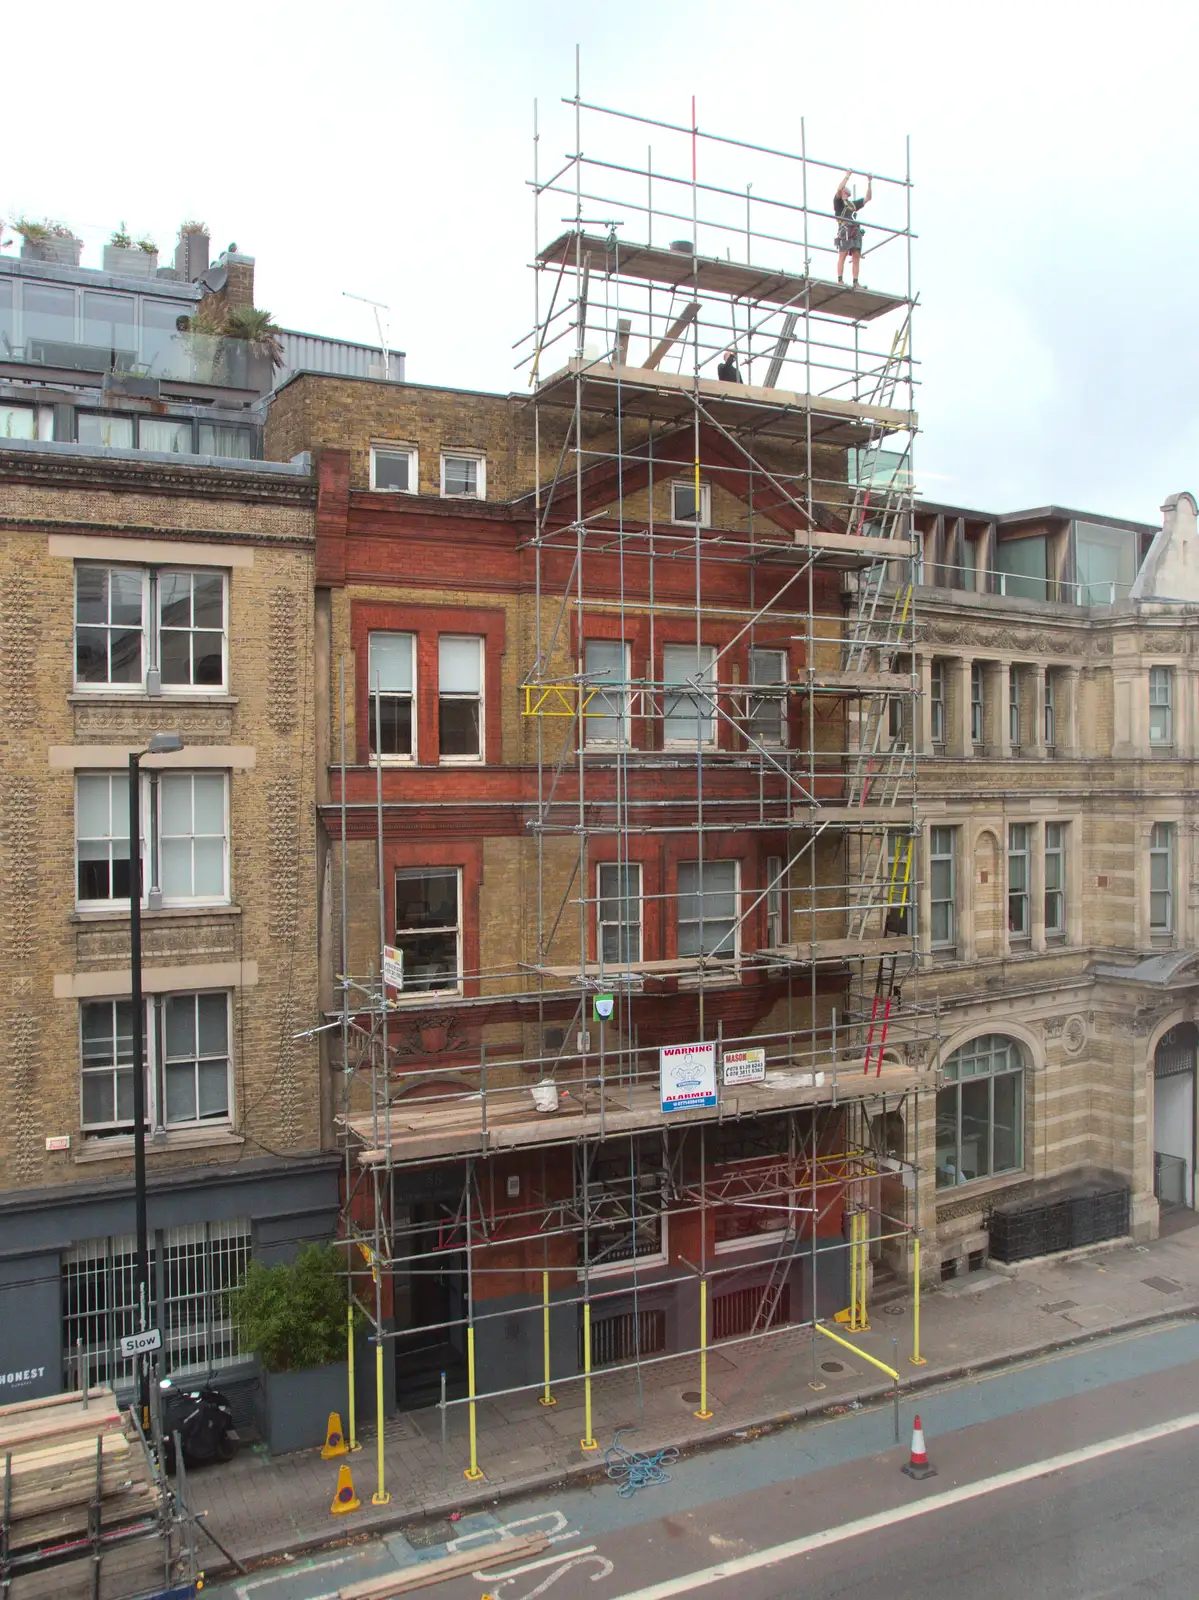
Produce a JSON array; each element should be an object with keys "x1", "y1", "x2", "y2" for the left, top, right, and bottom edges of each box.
[{"x1": 834, "y1": 170, "x2": 873, "y2": 287}]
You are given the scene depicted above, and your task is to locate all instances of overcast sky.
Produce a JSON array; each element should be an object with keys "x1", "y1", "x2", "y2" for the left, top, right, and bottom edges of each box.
[{"x1": 5, "y1": 0, "x2": 1195, "y2": 523}]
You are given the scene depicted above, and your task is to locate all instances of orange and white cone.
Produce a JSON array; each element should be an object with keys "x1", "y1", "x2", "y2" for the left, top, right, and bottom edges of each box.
[{"x1": 901, "y1": 1414, "x2": 937, "y2": 1480}]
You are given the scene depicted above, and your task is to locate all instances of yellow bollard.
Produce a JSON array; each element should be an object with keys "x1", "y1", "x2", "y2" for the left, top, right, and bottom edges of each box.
[
  {"x1": 347, "y1": 1304, "x2": 360, "y2": 1451},
  {"x1": 909, "y1": 1235, "x2": 926, "y2": 1366},
  {"x1": 371, "y1": 1340, "x2": 389, "y2": 1504},
  {"x1": 464, "y1": 1324, "x2": 484, "y2": 1479},
  {"x1": 580, "y1": 1301, "x2": 598, "y2": 1450},
  {"x1": 694, "y1": 1278, "x2": 713, "y2": 1420},
  {"x1": 538, "y1": 1270, "x2": 556, "y2": 1406}
]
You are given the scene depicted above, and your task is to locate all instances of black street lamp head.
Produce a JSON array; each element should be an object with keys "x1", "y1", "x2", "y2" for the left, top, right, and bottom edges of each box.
[{"x1": 145, "y1": 732, "x2": 184, "y2": 755}]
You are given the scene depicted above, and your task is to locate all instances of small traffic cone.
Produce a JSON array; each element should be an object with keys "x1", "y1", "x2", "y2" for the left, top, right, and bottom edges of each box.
[
  {"x1": 901, "y1": 1415, "x2": 937, "y2": 1480},
  {"x1": 330, "y1": 1463, "x2": 361, "y2": 1514},
  {"x1": 321, "y1": 1412, "x2": 349, "y2": 1459}
]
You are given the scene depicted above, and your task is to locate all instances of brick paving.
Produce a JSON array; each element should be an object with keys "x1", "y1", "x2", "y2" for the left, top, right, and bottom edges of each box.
[{"x1": 192, "y1": 1215, "x2": 1199, "y2": 1573}]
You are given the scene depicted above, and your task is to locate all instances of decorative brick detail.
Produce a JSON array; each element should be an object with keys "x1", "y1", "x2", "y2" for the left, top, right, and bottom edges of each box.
[
  {"x1": 7, "y1": 1011, "x2": 41, "y2": 1182},
  {"x1": 268, "y1": 588, "x2": 299, "y2": 735},
  {"x1": 267, "y1": 778, "x2": 300, "y2": 941},
  {"x1": 273, "y1": 994, "x2": 301, "y2": 1146},
  {"x1": 0, "y1": 568, "x2": 40, "y2": 728},
  {"x1": 1, "y1": 777, "x2": 38, "y2": 962}
]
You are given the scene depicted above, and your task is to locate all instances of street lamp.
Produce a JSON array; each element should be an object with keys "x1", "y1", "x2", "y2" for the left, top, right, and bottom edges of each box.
[{"x1": 129, "y1": 732, "x2": 183, "y2": 1425}]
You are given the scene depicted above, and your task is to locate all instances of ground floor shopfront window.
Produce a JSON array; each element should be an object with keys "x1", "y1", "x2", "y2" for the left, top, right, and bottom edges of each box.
[{"x1": 936, "y1": 1034, "x2": 1024, "y2": 1188}]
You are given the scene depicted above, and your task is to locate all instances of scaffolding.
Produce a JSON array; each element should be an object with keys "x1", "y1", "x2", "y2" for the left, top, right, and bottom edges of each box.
[{"x1": 331, "y1": 69, "x2": 934, "y2": 1485}]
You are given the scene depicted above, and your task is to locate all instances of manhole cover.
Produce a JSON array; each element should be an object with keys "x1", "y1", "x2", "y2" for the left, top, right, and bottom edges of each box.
[
  {"x1": 681, "y1": 1391, "x2": 702, "y2": 1403},
  {"x1": 1040, "y1": 1300, "x2": 1077, "y2": 1314},
  {"x1": 406, "y1": 1519, "x2": 459, "y2": 1549},
  {"x1": 1143, "y1": 1276, "x2": 1182, "y2": 1294},
  {"x1": 820, "y1": 1360, "x2": 846, "y2": 1374}
]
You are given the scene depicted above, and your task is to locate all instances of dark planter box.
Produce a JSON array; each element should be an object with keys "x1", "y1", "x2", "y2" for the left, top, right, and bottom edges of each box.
[{"x1": 263, "y1": 1362, "x2": 348, "y2": 1454}]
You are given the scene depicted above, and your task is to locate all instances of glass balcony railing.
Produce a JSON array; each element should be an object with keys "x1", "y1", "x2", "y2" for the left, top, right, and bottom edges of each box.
[{"x1": 0, "y1": 307, "x2": 272, "y2": 391}]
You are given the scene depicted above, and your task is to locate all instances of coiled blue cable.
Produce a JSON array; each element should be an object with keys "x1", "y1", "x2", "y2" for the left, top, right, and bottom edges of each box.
[{"x1": 604, "y1": 1429, "x2": 680, "y2": 1496}]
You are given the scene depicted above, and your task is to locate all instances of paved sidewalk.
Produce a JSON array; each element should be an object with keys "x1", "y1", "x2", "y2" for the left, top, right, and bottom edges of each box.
[{"x1": 193, "y1": 1214, "x2": 1199, "y2": 1574}]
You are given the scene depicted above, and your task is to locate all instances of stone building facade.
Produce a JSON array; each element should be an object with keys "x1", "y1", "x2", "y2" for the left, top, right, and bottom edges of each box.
[
  {"x1": 0, "y1": 440, "x2": 336, "y2": 1399},
  {"x1": 909, "y1": 493, "x2": 1199, "y2": 1278}
]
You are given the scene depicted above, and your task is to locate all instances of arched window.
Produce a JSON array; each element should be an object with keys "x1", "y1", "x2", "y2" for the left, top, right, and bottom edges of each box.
[{"x1": 935, "y1": 1034, "x2": 1024, "y2": 1189}]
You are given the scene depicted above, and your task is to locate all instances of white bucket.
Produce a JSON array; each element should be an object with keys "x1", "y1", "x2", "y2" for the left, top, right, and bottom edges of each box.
[{"x1": 531, "y1": 1081, "x2": 560, "y2": 1114}]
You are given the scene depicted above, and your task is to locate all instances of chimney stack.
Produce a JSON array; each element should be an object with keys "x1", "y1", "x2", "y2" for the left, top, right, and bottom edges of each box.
[{"x1": 175, "y1": 223, "x2": 210, "y2": 281}]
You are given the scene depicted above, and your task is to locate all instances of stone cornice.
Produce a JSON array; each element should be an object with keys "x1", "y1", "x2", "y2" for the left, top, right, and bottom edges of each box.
[{"x1": 0, "y1": 446, "x2": 316, "y2": 510}]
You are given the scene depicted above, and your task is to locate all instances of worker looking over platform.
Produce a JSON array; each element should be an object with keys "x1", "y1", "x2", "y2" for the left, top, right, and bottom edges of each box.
[
  {"x1": 834, "y1": 170, "x2": 872, "y2": 287},
  {"x1": 717, "y1": 349, "x2": 742, "y2": 383}
]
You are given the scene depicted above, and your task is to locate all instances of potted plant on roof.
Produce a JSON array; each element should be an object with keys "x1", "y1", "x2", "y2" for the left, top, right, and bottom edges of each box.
[
  {"x1": 218, "y1": 304, "x2": 286, "y2": 390},
  {"x1": 103, "y1": 223, "x2": 159, "y2": 277},
  {"x1": 227, "y1": 1243, "x2": 360, "y2": 1454},
  {"x1": 14, "y1": 217, "x2": 82, "y2": 267}
]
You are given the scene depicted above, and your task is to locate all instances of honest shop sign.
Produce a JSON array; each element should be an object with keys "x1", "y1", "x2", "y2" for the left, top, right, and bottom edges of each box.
[{"x1": 660, "y1": 1040, "x2": 717, "y2": 1113}]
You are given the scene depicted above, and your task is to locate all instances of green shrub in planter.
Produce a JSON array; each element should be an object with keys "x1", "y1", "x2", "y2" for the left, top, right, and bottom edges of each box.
[{"x1": 227, "y1": 1244, "x2": 356, "y2": 1373}]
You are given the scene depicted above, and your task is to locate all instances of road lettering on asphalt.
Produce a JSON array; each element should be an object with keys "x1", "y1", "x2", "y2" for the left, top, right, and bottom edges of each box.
[{"x1": 610, "y1": 1409, "x2": 1199, "y2": 1599}]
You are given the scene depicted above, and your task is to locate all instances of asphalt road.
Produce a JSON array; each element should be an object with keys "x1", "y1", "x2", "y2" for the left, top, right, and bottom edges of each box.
[{"x1": 217, "y1": 1318, "x2": 1199, "y2": 1600}]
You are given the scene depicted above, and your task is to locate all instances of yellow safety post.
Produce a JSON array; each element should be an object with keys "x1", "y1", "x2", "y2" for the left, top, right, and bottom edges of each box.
[
  {"x1": 814, "y1": 1321, "x2": 897, "y2": 1381},
  {"x1": 347, "y1": 1304, "x2": 360, "y2": 1451},
  {"x1": 580, "y1": 1301, "x2": 598, "y2": 1450},
  {"x1": 909, "y1": 1235, "x2": 926, "y2": 1365},
  {"x1": 371, "y1": 1341, "x2": 389, "y2": 1504},
  {"x1": 694, "y1": 1278, "x2": 713, "y2": 1420},
  {"x1": 464, "y1": 1324, "x2": 484, "y2": 1479},
  {"x1": 538, "y1": 1270, "x2": 556, "y2": 1406}
]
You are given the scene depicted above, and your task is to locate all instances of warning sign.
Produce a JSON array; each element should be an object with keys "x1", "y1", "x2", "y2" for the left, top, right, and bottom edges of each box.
[{"x1": 660, "y1": 1040, "x2": 718, "y2": 1113}]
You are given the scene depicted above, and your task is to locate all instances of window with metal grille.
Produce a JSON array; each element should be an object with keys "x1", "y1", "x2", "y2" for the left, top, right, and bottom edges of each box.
[
  {"x1": 61, "y1": 1220, "x2": 250, "y2": 1390},
  {"x1": 579, "y1": 1306, "x2": 666, "y2": 1368},
  {"x1": 713, "y1": 1282, "x2": 791, "y2": 1341}
]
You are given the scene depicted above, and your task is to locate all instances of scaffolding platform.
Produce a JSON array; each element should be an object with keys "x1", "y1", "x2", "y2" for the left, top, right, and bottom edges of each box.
[
  {"x1": 347, "y1": 1058, "x2": 923, "y2": 1167},
  {"x1": 537, "y1": 232, "x2": 908, "y2": 322},
  {"x1": 534, "y1": 360, "x2": 916, "y2": 448}
]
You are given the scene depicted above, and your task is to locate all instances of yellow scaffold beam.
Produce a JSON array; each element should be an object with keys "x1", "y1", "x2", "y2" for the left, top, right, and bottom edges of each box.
[{"x1": 522, "y1": 683, "x2": 604, "y2": 717}]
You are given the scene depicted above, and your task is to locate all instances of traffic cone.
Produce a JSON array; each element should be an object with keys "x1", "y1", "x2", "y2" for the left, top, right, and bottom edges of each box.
[
  {"x1": 330, "y1": 1463, "x2": 361, "y2": 1514},
  {"x1": 321, "y1": 1412, "x2": 349, "y2": 1459},
  {"x1": 901, "y1": 1414, "x2": 937, "y2": 1480}
]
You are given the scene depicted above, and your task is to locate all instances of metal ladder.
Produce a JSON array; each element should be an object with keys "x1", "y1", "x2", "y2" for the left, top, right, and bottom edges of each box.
[
  {"x1": 862, "y1": 837, "x2": 913, "y2": 1074},
  {"x1": 750, "y1": 1224, "x2": 797, "y2": 1336}
]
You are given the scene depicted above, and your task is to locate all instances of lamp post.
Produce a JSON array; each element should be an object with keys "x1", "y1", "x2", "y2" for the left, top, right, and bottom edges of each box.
[{"x1": 129, "y1": 732, "x2": 183, "y2": 1425}]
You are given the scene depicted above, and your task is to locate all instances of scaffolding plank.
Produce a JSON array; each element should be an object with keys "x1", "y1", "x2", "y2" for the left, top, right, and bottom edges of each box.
[
  {"x1": 537, "y1": 232, "x2": 908, "y2": 322},
  {"x1": 349, "y1": 1061, "x2": 923, "y2": 1165}
]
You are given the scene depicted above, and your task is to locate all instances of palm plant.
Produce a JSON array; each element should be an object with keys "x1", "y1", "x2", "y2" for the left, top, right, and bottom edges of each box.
[{"x1": 221, "y1": 305, "x2": 286, "y2": 370}]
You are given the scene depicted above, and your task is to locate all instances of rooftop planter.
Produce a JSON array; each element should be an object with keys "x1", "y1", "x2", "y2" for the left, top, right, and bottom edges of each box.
[{"x1": 15, "y1": 218, "x2": 82, "y2": 266}]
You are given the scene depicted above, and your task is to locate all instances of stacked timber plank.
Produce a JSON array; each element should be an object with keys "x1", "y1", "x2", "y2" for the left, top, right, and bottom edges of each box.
[{"x1": 1, "y1": 1389, "x2": 169, "y2": 1600}]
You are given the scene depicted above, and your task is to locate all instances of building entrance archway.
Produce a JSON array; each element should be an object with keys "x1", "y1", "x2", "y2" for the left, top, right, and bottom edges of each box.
[{"x1": 1154, "y1": 1022, "x2": 1198, "y2": 1209}]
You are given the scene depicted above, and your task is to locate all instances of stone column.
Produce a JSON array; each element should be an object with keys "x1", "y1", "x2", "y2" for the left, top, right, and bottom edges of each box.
[
  {"x1": 984, "y1": 660, "x2": 1011, "y2": 758},
  {"x1": 1030, "y1": 820, "x2": 1046, "y2": 953},
  {"x1": 949, "y1": 657, "x2": 973, "y2": 757}
]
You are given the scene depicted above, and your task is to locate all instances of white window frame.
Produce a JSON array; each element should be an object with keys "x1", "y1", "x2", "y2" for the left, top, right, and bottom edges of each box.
[
  {"x1": 663, "y1": 643, "x2": 717, "y2": 747},
  {"x1": 1149, "y1": 666, "x2": 1173, "y2": 747},
  {"x1": 929, "y1": 826, "x2": 956, "y2": 953},
  {"x1": 1008, "y1": 823, "x2": 1030, "y2": 943},
  {"x1": 439, "y1": 450, "x2": 486, "y2": 500},
  {"x1": 935, "y1": 1034, "x2": 1024, "y2": 1190},
  {"x1": 393, "y1": 866, "x2": 463, "y2": 1000},
  {"x1": 765, "y1": 854, "x2": 785, "y2": 947},
  {"x1": 1150, "y1": 822, "x2": 1174, "y2": 935},
  {"x1": 79, "y1": 990, "x2": 233, "y2": 1136},
  {"x1": 670, "y1": 479, "x2": 711, "y2": 527},
  {"x1": 930, "y1": 660, "x2": 946, "y2": 747},
  {"x1": 971, "y1": 662, "x2": 984, "y2": 746},
  {"x1": 75, "y1": 770, "x2": 230, "y2": 911},
  {"x1": 73, "y1": 564, "x2": 228, "y2": 695},
  {"x1": 583, "y1": 639, "x2": 632, "y2": 747},
  {"x1": 369, "y1": 441, "x2": 418, "y2": 494},
  {"x1": 75, "y1": 772, "x2": 134, "y2": 908},
  {"x1": 748, "y1": 649, "x2": 789, "y2": 748},
  {"x1": 367, "y1": 631, "x2": 417, "y2": 764},
  {"x1": 1044, "y1": 821, "x2": 1066, "y2": 939},
  {"x1": 677, "y1": 858, "x2": 740, "y2": 963},
  {"x1": 438, "y1": 634, "x2": 484, "y2": 764},
  {"x1": 597, "y1": 861, "x2": 643, "y2": 965}
]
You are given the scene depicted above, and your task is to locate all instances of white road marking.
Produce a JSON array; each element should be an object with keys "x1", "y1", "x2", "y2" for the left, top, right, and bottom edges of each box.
[
  {"x1": 612, "y1": 1409, "x2": 1199, "y2": 1599},
  {"x1": 475, "y1": 1546, "x2": 597, "y2": 1580},
  {"x1": 488, "y1": 1552, "x2": 615, "y2": 1600},
  {"x1": 236, "y1": 1553, "x2": 358, "y2": 1600}
]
